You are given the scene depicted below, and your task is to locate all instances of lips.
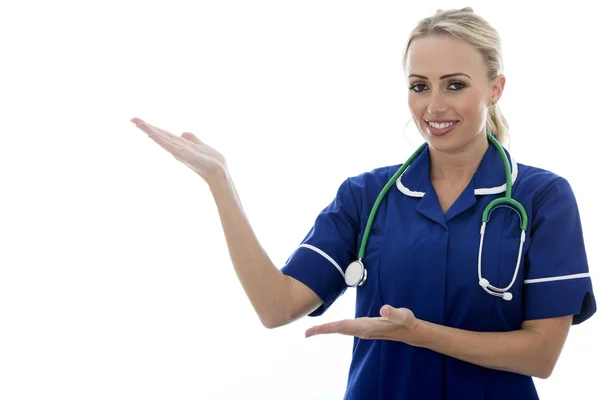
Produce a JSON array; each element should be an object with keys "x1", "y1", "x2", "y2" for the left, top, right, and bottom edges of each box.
[{"x1": 425, "y1": 120, "x2": 459, "y2": 136}]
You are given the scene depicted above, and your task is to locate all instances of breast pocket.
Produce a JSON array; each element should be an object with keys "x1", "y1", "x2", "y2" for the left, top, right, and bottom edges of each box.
[
  {"x1": 487, "y1": 236, "x2": 530, "y2": 330},
  {"x1": 483, "y1": 238, "x2": 523, "y2": 292}
]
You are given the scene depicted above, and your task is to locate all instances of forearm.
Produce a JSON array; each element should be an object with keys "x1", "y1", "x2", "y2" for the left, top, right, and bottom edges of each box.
[
  {"x1": 208, "y1": 168, "x2": 290, "y2": 328},
  {"x1": 409, "y1": 320, "x2": 554, "y2": 378}
]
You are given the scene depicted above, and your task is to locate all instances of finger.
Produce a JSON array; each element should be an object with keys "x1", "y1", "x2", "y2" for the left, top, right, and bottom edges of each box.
[
  {"x1": 131, "y1": 117, "x2": 158, "y2": 135},
  {"x1": 131, "y1": 118, "x2": 179, "y2": 140},
  {"x1": 305, "y1": 326, "x2": 318, "y2": 338},
  {"x1": 182, "y1": 132, "x2": 203, "y2": 145},
  {"x1": 147, "y1": 129, "x2": 186, "y2": 156},
  {"x1": 305, "y1": 323, "x2": 330, "y2": 338},
  {"x1": 144, "y1": 121, "x2": 179, "y2": 140},
  {"x1": 132, "y1": 118, "x2": 193, "y2": 162},
  {"x1": 133, "y1": 119, "x2": 163, "y2": 138},
  {"x1": 148, "y1": 123, "x2": 179, "y2": 140},
  {"x1": 132, "y1": 119, "x2": 204, "y2": 153},
  {"x1": 380, "y1": 306, "x2": 391, "y2": 317},
  {"x1": 305, "y1": 319, "x2": 354, "y2": 338},
  {"x1": 380, "y1": 305, "x2": 411, "y2": 324}
]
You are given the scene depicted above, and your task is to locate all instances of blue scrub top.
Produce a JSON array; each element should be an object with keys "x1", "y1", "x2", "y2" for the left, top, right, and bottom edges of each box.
[{"x1": 281, "y1": 142, "x2": 596, "y2": 400}]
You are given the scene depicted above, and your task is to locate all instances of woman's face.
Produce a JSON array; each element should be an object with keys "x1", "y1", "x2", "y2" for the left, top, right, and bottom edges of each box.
[{"x1": 405, "y1": 34, "x2": 504, "y2": 153}]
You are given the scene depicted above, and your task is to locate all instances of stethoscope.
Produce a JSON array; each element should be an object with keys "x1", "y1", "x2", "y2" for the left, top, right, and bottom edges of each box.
[{"x1": 344, "y1": 133, "x2": 529, "y2": 301}]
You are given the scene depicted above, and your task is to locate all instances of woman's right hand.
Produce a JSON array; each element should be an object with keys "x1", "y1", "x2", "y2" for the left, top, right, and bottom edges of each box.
[{"x1": 131, "y1": 117, "x2": 227, "y2": 185}]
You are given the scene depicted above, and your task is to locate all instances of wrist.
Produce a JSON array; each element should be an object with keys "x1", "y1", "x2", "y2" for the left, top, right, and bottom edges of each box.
[
  {"x1": 406, "y1": 319, "x2": 431, "y2": 348},
  {"x1": 207, "y1": 163, "x2": 230, "y2": 190}
]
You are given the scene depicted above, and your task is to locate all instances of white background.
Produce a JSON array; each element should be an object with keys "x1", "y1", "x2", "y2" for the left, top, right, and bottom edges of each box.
[{"x1": 1, "y1": 1, "x2": 598, "y2": 399}]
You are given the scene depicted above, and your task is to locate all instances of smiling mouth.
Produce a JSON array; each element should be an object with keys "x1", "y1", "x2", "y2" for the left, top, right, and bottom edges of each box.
[
  {"x1": 425, "y1": 120, "x2": 459, "y2": 129},
  {"x1": 424, "y1": 120, "x2": 459, "y2": 136}
]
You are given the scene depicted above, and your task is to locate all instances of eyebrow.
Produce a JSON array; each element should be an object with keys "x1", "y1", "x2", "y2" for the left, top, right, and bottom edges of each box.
[{"x1": 408, "y1": 73, "x2": 472, "y2": 80}]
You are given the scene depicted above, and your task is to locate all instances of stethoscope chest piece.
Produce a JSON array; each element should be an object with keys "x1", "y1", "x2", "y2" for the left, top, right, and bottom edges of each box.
[{"x1": 345, "y1": 260, "x2": 367, "y2": 287}]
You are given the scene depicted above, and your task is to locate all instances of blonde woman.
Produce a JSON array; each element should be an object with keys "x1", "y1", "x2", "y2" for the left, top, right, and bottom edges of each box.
[{"x1": 132, "y1": 7, "x2": 596, "y2": 399}]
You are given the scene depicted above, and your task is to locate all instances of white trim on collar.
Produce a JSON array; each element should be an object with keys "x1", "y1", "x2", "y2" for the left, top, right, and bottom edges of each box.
[
  {"x1": 395, "y1": 154, "x2": 518, "y2": 198},
  {"x1": 395, "y1": 164, "x2": 425, "y2": 198},
  {"x1": 474, "y1": 156, "x2": 518, "y2": 195}
]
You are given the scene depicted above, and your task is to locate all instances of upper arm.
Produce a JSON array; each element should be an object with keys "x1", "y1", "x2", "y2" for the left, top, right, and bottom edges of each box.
[
  {"x1": 522, "y1": 177, "x2": 596, "y2": 324},
  {"x1": 519, "y1": 177, "x2": 596, "y2": 377},
  {"x1": 282, "y1": 274, "x2": 325, "y2": 325},
  {"x1": 279, "y1": 178, "x2": 361, "y2": 320}
]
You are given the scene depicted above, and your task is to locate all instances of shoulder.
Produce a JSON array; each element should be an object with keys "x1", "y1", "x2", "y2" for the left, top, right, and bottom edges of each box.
[
  {"x1": 333, "y1": 164, "x2": 400, "y2": 216},
  {"x1": 515, "y1": 162, "x2": 579, "y2": 215},
  {"x1": 516, "y1": 162, "x2": 564, "y2": 193},
  {"x1": 347, "y1": 164, "x2": 399, "y2": 189},
  {"x1": 345, "y1": 164, "x2": 400, "y2": 199}
]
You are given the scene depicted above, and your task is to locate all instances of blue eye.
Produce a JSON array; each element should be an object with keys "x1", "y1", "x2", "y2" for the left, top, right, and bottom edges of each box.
[
  {"x1": 449, "y1": 81, "x2": 466, "y2": 91},
  {"x1": 409, "y1": 83, "x2": 427, "y2": 93},
  {"x1": 409, "y1": 81, "x2": 466, "y2": 93}
]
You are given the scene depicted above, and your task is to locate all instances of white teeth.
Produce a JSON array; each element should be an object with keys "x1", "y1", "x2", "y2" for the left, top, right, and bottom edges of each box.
[{"x1": 427, "y1": 121, "x2": 455, "y2": 129}]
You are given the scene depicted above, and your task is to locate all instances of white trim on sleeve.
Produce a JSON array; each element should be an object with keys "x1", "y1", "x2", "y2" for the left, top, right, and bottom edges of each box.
[
  {"x1": 524, "y1": 272, "x2": 591, "y2": 284},
  {"x1": 299, "y1": 244, "x2": 345, "y2": 278}
]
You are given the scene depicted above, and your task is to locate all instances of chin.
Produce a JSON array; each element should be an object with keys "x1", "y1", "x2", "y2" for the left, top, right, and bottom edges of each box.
[
  {"x1": 420, "y1": 126, "x2": 475, "y2": 153},
  {"x1": 420, "y1": 125, "x2": 456, "y2": 147},
  {"x1": 426, "y1": 129, "x2": 487, "y2": 154}
]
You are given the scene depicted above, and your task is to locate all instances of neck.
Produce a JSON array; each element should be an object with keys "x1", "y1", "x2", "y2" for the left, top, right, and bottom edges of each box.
[{"x1": 429, "y1": 133, "x2": 489, "y2": 182}]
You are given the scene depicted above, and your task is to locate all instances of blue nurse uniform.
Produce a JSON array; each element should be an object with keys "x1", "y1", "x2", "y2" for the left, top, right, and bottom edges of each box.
[{"x1": 281, "y1": 141, "x2": 596, "y2": 399}]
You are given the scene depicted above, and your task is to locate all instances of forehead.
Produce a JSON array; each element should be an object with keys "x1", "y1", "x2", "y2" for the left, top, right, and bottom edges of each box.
[{"x1": 405, "y1": 34, "x2": 486, "y2": 79}]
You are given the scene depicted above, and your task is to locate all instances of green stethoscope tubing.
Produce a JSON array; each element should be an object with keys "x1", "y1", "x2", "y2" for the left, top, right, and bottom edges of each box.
[
  {"x1": 350, "y1": 133, "x2": 529, "y2": 300},
  {"x1": 357, "y1": 141, "x2": 426, "y2": 261}
]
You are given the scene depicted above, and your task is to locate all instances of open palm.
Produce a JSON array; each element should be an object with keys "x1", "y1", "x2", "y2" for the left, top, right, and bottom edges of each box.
[{"x1": 131, "y1": 117, "x2": 226, "y2": 184}]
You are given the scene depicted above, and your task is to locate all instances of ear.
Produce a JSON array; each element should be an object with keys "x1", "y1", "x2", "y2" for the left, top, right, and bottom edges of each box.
[{"x1": 489, "y1": 74, "x2": 506, "y2": 105}]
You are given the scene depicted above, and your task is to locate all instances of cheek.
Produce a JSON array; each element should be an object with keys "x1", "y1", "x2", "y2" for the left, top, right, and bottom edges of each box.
[
  {"x1": 456, "y1": 93, "x2": 486, "y2": 125},
  {"x1": 407, "y1": 94, "x2": 425, "y2": 118},
  {"x1": 407, "y1": 96, "x2": 427, "y2": 136}
]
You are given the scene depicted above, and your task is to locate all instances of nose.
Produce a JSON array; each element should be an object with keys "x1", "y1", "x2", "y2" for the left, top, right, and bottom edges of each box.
[{"x1": 427, "y1": 92, "x2": 448, "y2": 115}]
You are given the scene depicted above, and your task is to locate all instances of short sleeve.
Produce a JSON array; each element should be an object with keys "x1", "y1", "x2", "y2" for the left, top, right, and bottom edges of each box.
[
  {"x1": 523, "y1": 177, "x2": 596, "y2": 324},
  {"x1": 280, "y1": 178, "x2": 360, "y2": 317}
]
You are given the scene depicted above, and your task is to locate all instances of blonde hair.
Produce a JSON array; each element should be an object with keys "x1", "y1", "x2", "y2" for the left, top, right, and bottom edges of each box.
[{"x1": 402, "y1": 7, "x2": 509, "y2": 145}]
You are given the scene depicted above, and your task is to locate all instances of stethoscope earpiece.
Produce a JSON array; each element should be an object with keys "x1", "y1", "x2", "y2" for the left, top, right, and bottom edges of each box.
[{"x1": 479, "y1": 277, "x2": 514, "y2": 301}]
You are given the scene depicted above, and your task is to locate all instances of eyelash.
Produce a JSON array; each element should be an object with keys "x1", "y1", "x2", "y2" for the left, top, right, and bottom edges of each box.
[{"x1": 409, "y1": 81, "x2": 466, "y2": 93}]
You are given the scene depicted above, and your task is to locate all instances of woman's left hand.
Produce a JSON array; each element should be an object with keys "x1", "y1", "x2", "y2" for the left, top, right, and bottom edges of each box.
[{"x1": 305, "y1": 305, "x2": 419, "y2": 342}]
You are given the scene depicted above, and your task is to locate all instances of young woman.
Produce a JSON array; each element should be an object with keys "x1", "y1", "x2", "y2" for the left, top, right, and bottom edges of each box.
[{"x1": 131, "y1": 7, "x2": 596, "y2": 399}]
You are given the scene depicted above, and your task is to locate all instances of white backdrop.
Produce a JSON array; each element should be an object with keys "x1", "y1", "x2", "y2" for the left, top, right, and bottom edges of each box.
[{"x1": 1, "y1": 1, "x2": 598, "y2": 399}]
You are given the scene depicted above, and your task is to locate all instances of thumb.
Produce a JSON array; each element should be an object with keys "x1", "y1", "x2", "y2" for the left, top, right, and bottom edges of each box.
[
  {"x1": 380, "y1": 305, "x2": 409, "y2": 324},
  {"x1": 182, "y1": 132, "x2": 203, "y2": 145}
]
